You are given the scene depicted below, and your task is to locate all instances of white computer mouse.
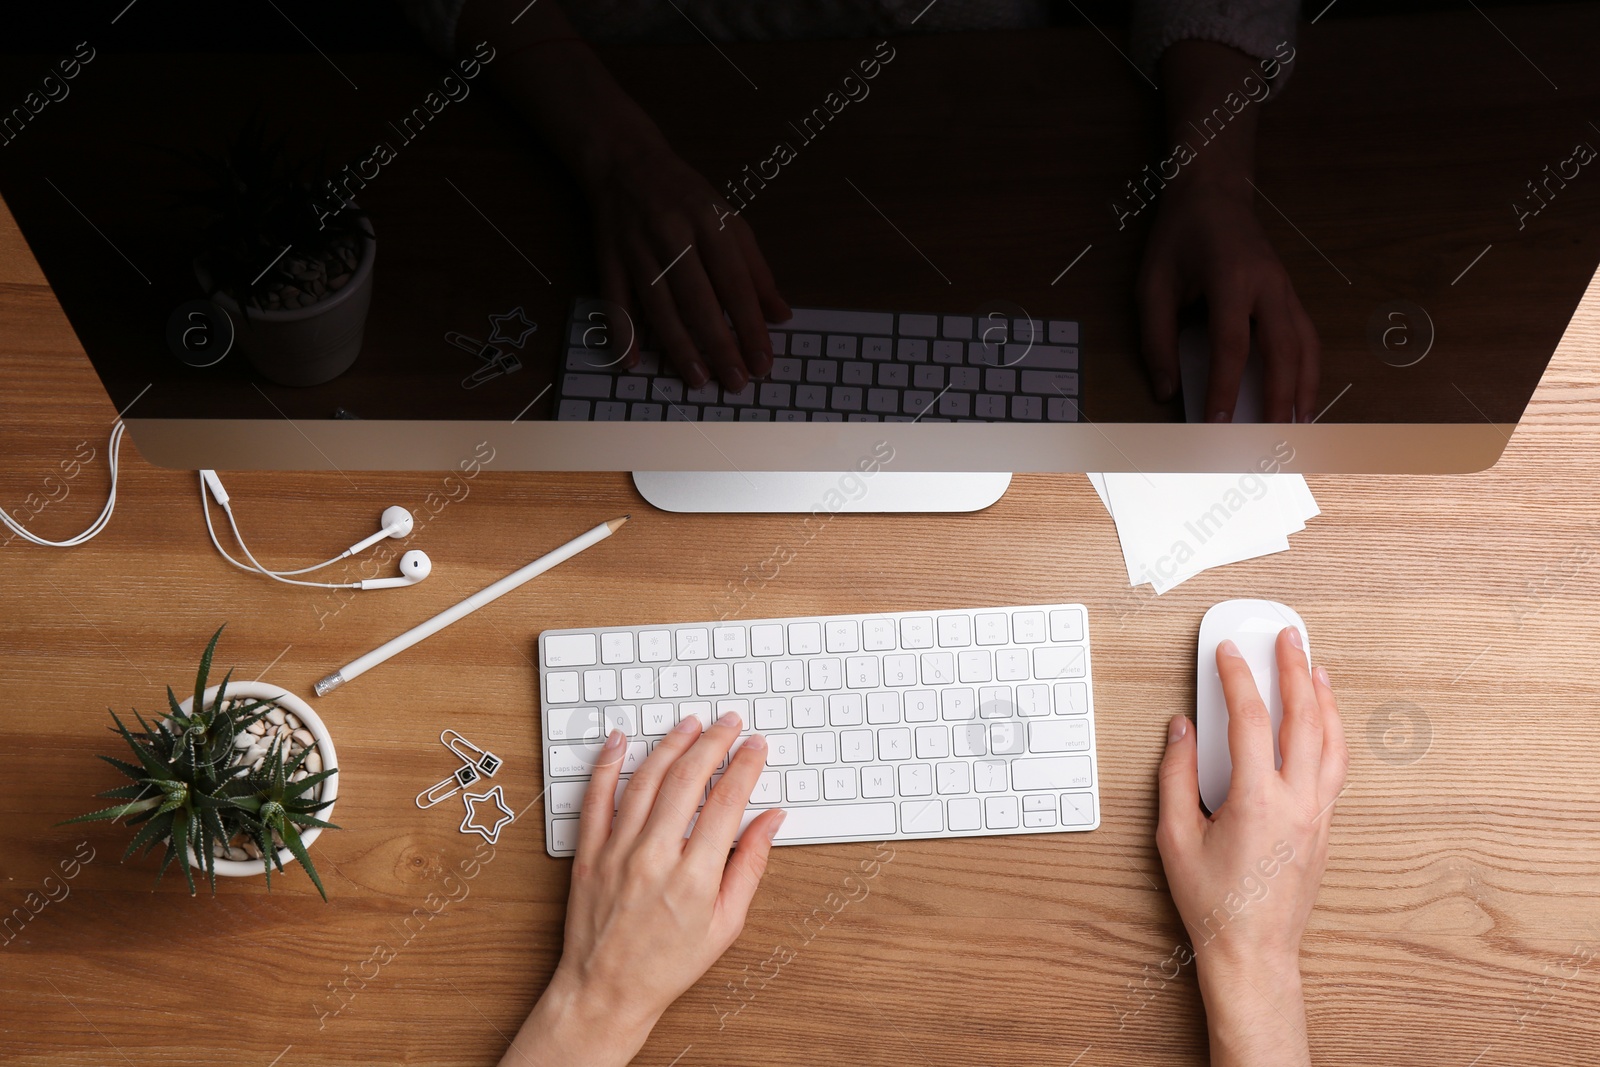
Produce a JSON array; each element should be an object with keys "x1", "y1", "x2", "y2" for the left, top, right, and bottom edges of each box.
[
  {"x1": 1196, "y1": 599, "x2": 1310, "y2": 812},
  {"x1": 1179, "y1": 324, "x2": 1268, "y2": 423}
]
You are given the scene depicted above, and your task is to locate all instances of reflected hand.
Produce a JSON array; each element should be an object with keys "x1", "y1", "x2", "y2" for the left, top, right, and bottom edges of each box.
[
  {"x1": 1138, "y1": 181, "x2": 1319, "y2": 423},
  {"x1": 588, "y1": 145, "x2": 791, "y2": 391},
  {"x1": 502, "y1": 714, "x2": 783, "y2": 1067}
]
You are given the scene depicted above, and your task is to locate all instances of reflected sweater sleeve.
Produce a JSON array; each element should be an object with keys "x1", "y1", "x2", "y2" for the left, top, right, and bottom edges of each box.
[
  {"x1": 397, "y1": 0, "x2": 468, "y2": 59},
  {"x1": 1131, "y1": 0, "x2": 1300, "y2": 83}
]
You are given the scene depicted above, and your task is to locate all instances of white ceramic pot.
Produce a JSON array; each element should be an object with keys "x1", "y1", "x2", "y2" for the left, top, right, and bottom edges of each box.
[
  {"x1": 176, "y1": 681, "x2": 339, "y2": 878},
  {"x1": 203, "y1": 230, "x2": 376, "y2": 387}
]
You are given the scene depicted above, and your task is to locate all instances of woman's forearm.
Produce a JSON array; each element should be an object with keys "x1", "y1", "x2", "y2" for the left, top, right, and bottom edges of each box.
[
  {"x1": 1197, "y1": 958, "x2": 1312, "y2": 1067},
  {"x1": 455, "y1": 0, "x2": 669, "y2": 186}
]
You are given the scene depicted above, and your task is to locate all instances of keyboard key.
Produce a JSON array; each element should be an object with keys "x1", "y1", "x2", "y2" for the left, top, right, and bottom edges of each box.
[
  {"x1": 791, "y1": 334, "x2": 821, "y2": 356},
  {"x1": 788, "y1": 622, "x2": 823, "y2": 654},
  {"x1": 985, "y1": 368, "x2": 1017, "y2": 392},
  {"x1": 990, "y1": 722, "x2": 1026, "y2": 755},
  {"x1": 1013, "y1": 318, "x2": 1044, "y2": 343},
  {"x1": 826, "y1": 335, "x2": 857, "y2": 358},
  {"x1": 862, "y1": 619, "x2": 897, "y2": 650},
  {"x1": 829, "y1": 693, "x2": 865, "y2": 725},
  {"x1": 899, "y1": 313, "x2": 939, "y2": 337},
  {"x1": 686, "y1": 381, "x2": 720, "y2": 404},
  {"x1": 1049, "y1": 320, "x2": 1080, "y2": 344},
  {"x1": 954, "y1": 723, "x2": 987, "y2": 756},
  {"x1": 546, "y1": 706, "x2": 601, "y2": 740},
  {"x1": 771, "y1": 357, "x2": 802, "y2": 381},
  {"x1": 750, "y1": 624, "x2": 785, "y2": 656},
  {"x1": 878, "y1": 728, "x2": 912, "y2": 760},
  {"x1": 867, "y1": 692, "x2": 900, "y2": 723},
  {"x1": 803, "y1": 732, "x2": 837, "y2": 764},
  {"x1": 1029, "y1": 718, "x2": 1091, "y2": 752},
  {"x1": 932, "y1": 340, "x2": 965, "y2": 364},
  {"x1": 806, "y1": 359, "x2": 839, "y2": 384},
  {"x1": 948, "y1": 796, "x2": 982, "y2": 831},
  {"x1": 796, "y1": 385, "x2": 827, "y2": 409},
  {"x1": 974, "y1": 760, "x2": 1008, "y2": 793},
  {"x1": 1016, "y1": 684, "x2": 1051, "y2": 717},
  {"x1": 615, "y1": 376, "x2": 648, "y2": 401},
  {"x1": 900, "y1": 799, "x2": 944, "y2": 833},
  {"x1": 1021, "y1": 370, "x2": 1080, "y2": 395},
  {"x1": 777, "y1": 308, "x2": 896, "y2": 334},
  {"x1": 975, "y1": 614, "x2": 1008, "y2": 646},
  {"x1": 760, "y1": 383, "x2": 792, "y2": 407},
  {"x1": 677, "y1": 701, "x2": 712, "y2": 729},
  {"x1": 985, "y1": 795, "x2": 1020, "y2": 829},
  {"x1": 1009, "y1": 344, "x2": 1079, "y2": 370},
  {"x1": 791, "y1": 696, "x2": 826, "y2": 729},
  {"x1": 704, "y1": 406, "x2": 736, "y2": 421},
  {"x1": 939, "y1": 392, "x2": 971, "y2": 417},
  {"x1": 563, "y1": 373, "x2": 612, "y2": 398},
  {"x1": 940, "y1": 687, "x2": 975, "y2": 720},
  {"x1": 768, "y1": 802, "x2": 897, "y2": 840},
  {"x1": 733, "y1": 661, "x2": 767, "y2": 694},
  {"x1": 878, "y1": 363, "x2": 909, "y2": 388},
  {"x1": 898, "y1": 763, "x2": 933, "y2": 796},
  {"x1": 772, "y1": 660, "x2": 804, "y2": 693},
  {"x1": 738, "y1": 407, "x2": 770, "y2": 422},
  {"x1": 903, "y1": 390, "x2": 936, "y2": 416},
  {"x1": 1034, "y1": 646, "x2": 1086, "y2": 680},
  {"x1": 996, "y1": 649, "x2": 1030, "y2": 680},
  {"x1": 786, "y1": 769, "x2": 821, "y2": 802},
  {"x1": 641, "y1": 703, "x2": 674, "y2": 735},
  {"x1": 904, "y1": 690, "x2": 938, "y2": 722},
  {"x1": 1060, "y1": 791, "x2": 1096, "y2": 825},
  {"x1": 658, "y1": 665, "x2": 692, "y2": 697},
  {"x1": 545, "y1": 671, "x2": 581, "y2": 704},
  {"x1": 823, "y1": 620, "x2": 859, "y2": 653},
  {"x1": 914, "y1": 726, "x2": 949, "y2": 759},
  {"x1": 1012, "y1": 611, "x2": 1047, "y2": 643},
  {"x1": 751, "y1": 770, "x2": 783, "y2": 804},
  {"x1": 900, "y1": 617, "x2": 934, "y2": 649},
  {"x1": 839, "y1": 730, "x2": 875, "y2": 763},
  {"x1": 942, "y1": 315, "x2": 973, "y2": 339},
  {"x1": 1011, "y1": 395, "x2": 1042, "y2": 420},
  {"x1": 948, "y1": 367, "x2": 980, "y2": 391},
  {"x1": 1047, "y1": 397, "x2": 1079, "y2": 421},
  {"x1": 603, "y1": 704, "x2": 637, "y2": 735},
  {"x1": 629, "y1": 403, "x2": 663, "y2": 421},
  {"x1": 958, "y1": 650, "x2": 992, "y2": 683},
  {"x1": 548, "y1": 781, "x2": 587, "y2": 816},
  {"x1": 861, "y1": 766, "x2": 895, "y2": 798},
  {"x1": 583, "y1": 669, "x2": 617, "y2": 702},
  {"x1": 975, "y1": 394, "x2": 1008, "y2": 419},
  {"x1": 824, "y1": 767, "x2": 858, "y2": 800},
  {"x1": 867, "y1": 388, "x2": 899, "y2": 413},
  {"x1": 1055, "y1": 682, "x2": 1090, "y2": 715},
  {"x1": 883, "y1": 653, "x2": 917, "y2": 686},
  {"x1": 754, "y1": 697, "x2": 787, "y2": 731},
  {"x1": 896, "y1": 338, "x2": 929, "y2": 362},
  {"x1": 846, "y1": 655, "x2": 881, "y2": 688},
  {"x1": 621, "y1": 668, "x2": 655, "y2": 700},
  {"x1": 695, "y1": 662, "x2": 731, "y2": 695},
  {"x1": 937, "y1": 615, "x2": 972, "y2": 647},
  {"x1": 548, "y1": 741, "x2": 645, "y2": 778},
  {"x1": 936, "y1": 761, "x2": 971, "y2": 794},
  {"x1": 841, "y1": 361, "x2": 874, "y2": 385},
  {"x1": 831, "y1": 386, "x2": 864, "y2": 412},
  {"x1": 601, "y1": 632, "x2": 635, "y2": 664},
  {"x1": 979, "y1": 685, "x2": 1014, "y2": 718},
  {"x1": 713, "y1": 626, "x2": 748, "y2": 659},
  {"x1": 676, "y1": 628, "x2": 709, "y2": 660},
  {"x1": 593, "y1": 401, "x2": 626, "y2": 421},
  {"x1": 545, "y1": 633, "x2": 598, "y2": 667},
  {"x1": 920, "y1": 652, "x2": 955, "y2": 684},
  {"x1": 549, "y1": 818, "x2": 580, "y2": 853},
  {"x1": 862, "y1": 337, "x2": 893, "y2": 360},
  {"x1": 914, "y1": 365, "x2": 945, "y2": 390},
  {"x1": 1011, "y1": 755, "x2": 1093, "y2": 790},
  {"x1": 807, "y1": 658, "x2": 842, "y2": 690},
  {"x1": 768, "y1": 734, "x2": 800, "y2": 766}
]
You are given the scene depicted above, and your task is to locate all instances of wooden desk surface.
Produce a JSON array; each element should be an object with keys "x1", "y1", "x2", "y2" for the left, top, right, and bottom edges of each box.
[{"x1": 4, "y1": 191, "x2": 1600, "y2": 1067}]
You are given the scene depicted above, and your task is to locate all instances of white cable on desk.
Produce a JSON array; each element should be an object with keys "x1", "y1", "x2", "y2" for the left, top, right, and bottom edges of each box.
[
  {"x1": 0, "y1": 421, "x2": 124, "y2": 548},
  {"x1": 199, "y1": 477, "x2": 361, "y2": 589}
]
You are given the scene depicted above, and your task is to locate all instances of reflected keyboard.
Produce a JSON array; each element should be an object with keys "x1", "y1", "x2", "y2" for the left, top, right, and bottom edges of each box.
[
  {"x1": 537, "y1": 604, "x2": 1098, "y2": 856},
  {"x1": 555, "y1": 302, "x2": 1083, "y2": 423}
]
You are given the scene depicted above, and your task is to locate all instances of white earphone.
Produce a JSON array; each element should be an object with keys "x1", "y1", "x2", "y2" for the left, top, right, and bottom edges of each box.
[{"x1": 199, "y1": 469, "x2": 432, "y2": 590}]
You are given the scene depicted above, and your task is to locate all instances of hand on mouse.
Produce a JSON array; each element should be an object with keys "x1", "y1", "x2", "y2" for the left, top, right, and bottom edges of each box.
[
  {"x1": 1155, "y1": 627, "x2": 1347, "y2": 1067},
  {"x1": 499, "y1": 714, "x2": 785, "y2": 1067}
]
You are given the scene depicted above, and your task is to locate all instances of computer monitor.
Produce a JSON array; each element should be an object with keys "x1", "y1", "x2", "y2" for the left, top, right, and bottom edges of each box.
[{"x1": 3, "y1": 1, "x2": 1596, "y2": 510}]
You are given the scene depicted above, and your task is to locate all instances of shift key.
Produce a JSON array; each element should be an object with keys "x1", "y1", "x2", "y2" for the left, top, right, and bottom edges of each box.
[{"x1": 1011, "y1": 755, "x2": 1092, "y2": 790}]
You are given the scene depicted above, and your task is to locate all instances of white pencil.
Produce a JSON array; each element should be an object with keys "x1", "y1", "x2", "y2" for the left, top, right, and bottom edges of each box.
[{"x1": 314, "y1": 516, "x2": 629, "y2": 695}]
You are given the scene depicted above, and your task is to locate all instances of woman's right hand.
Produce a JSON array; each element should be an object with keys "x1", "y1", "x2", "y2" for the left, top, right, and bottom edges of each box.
[
  {"x1": 586, "y1": 141, "x2": 790, "y2": 392},
  {"x1": 1154, "y1": 627, "x2": 1348, "y2": 1066}
]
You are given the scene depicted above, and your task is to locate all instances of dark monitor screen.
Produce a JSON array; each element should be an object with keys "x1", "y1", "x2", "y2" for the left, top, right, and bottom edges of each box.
[{"x1": 2, "y1": 1, "x2": 1597, "y2": 471}]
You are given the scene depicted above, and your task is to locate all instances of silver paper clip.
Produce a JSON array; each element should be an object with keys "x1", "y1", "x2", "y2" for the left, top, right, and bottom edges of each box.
[
  {"x1": 442, "y1": 729, "x2": 502, "y2": 777},
  {"x1": 415, "y1": 762, "x2": 481, "y2": 809},
  {"x1": 447, "y1": 331, "x2": 522, "y2": 389}
]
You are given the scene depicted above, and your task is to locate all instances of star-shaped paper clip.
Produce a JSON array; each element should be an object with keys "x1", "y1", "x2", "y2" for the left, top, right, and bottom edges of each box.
[
  {"x1": 487, "y1": 305, "x2": 537, "y2": 349},
  {"x1": 460, "y1": 785, "x2": 516, "y2": 844}
]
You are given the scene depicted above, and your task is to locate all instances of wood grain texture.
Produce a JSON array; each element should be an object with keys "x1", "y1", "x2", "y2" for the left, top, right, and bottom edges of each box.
[{"x1": 4, "y1": 158, "x2": 1600, "y2": 1067}]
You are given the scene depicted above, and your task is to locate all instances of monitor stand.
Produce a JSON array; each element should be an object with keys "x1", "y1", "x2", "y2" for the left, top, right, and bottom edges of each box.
[{"x1": 633, "y1": 471, "x2": 1012, "y2": 513}]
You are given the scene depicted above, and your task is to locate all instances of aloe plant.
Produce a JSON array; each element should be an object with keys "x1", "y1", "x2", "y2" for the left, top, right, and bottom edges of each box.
[{"x1": 61, "y1": 625, "x2": 339, "y2": 899}]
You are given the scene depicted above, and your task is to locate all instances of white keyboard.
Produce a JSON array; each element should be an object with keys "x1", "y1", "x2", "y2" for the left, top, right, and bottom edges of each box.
[
  {"x1": 537, "y1": 604, "x2": 1098, "y2": 856},
  {"x1": 556, "y1": 302, "x2": 1083, "y2": 422}
]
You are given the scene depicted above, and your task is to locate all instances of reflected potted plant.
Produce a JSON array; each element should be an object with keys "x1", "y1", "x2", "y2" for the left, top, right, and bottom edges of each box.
[
  {"x1": 62, "y1": 626, "x2": 340, "y2": 899},
  {"x1": 188, "y1": 115, "x2": 376, "y2": 386}
]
